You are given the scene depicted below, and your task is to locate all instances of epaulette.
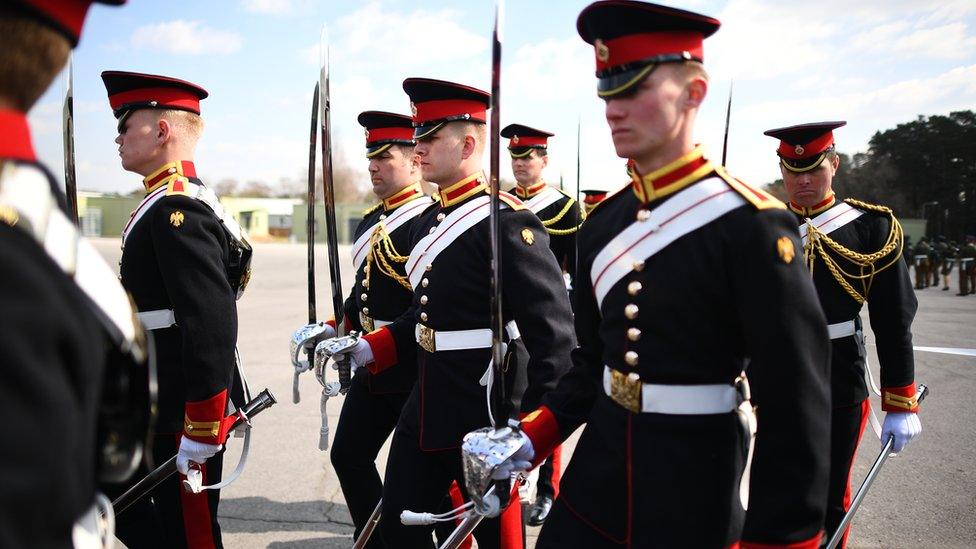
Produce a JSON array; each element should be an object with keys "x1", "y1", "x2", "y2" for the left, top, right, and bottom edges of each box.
[
  {"x1": 164, "y1": 176, "x2": 193, "y2": 196},
  {"x1": 362, "y1": 202, "x2": 383, "y2": 216},
  {"x1": 499, "y1": 191, "x2": 525, "y2": 211},
  {"x1": 844, "y1": 197, "x2": 893, "y2": 216},
  {"x1": 715, "y1": 167, "x2": 785, "y2": 210}
]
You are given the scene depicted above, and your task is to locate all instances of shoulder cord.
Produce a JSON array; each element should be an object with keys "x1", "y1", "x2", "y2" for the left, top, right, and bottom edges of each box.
[
  {"x1": 541, "y1": 199, "x2": 584, "y2": 236},
  {"x1": 365, "y1": 222, "x2": 412, "y2": 291},
  {"x1": 803, "y1": 199, "x2": 904, "y2": 304}
]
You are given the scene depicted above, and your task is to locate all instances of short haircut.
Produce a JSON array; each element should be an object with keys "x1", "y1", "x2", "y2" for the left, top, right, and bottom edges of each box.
[
  {"x1": 156, "y1": 108, "x2": 205, "y2": 141},
  {"x1": 447, "y1": 121, "x2": 487, "y2": 155},
  {"x1": 0, "y1": 14, "x2": 70, "y2": 111},
  {"x1": 678, "y1": 60, "x2": 709, "y2": 83}
]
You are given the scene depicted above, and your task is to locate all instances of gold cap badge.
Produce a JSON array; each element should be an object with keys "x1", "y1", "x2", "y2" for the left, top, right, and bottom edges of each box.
[
  {"x1": 794, "y1": 144, "x2": 805, "y2": 156},
  {"x1": 595, "y1": 38, "x2": 610, "y2": 62},
  {"x1": 512, "y1": 135, "x2": 520, "y2": 144},
  {"x1": 410, "y1": 102, "x2": 418, "y2": 117},
  {"x1": 170, "y1": 210, "x2": 185, "y2": 228},
  {"x1": 777, "y1": 236, "x2": 795, "y2": 263},
  {"x1": 521, "y1": 228, "x2": 535, "y2": 245}
]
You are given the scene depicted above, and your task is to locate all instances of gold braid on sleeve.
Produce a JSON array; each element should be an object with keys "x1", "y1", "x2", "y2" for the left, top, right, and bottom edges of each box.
[
  {"x1": 365, "y1": 223, "x2": 413, "y2": 291},
  {"x1": 803, "y1": 199, "x2": 905, "y2": 304},
  {"x1": 542, "y1": 199, "x2": 584, "y2": 236}
]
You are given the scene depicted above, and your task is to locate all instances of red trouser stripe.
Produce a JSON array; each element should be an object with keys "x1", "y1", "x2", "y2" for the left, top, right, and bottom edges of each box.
[
  {"x1": 550, "y1": 445, "x2": 562, "y2": 498},
  {"x1": 448, "y1": 481, "x2": 472, "y2": 549},
  {"x1": 839, "y1": 399, "x2": 871, "y2": 548},
  {"x1": 178, "y1": 435, "x2": 217, "y2": 549},
  {"x1": 499, "y1": 484, "x2": 525, "y2": 549}
]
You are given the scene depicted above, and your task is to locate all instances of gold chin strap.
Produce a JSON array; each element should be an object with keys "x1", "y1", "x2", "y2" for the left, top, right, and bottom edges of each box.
[
  {"x1": 365, "y1": 222, "x2": 412, "y2": 291},
  {"x1": 803, "y1": 199, "x2": 905, "y2": 304}
]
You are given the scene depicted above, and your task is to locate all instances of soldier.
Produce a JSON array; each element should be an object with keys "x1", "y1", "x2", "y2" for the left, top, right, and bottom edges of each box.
[
  {"x1": 0, "y1": 1, "x2": 150, "y2": 547},
  {"x1": 100, "y1": 71, "x2": 253, "y2": 548},
  {"x1": 935, "y1": 236, "x2": 953, "y2": 291},
  {"x1": 912, "y1": 237, "x2": 931, "y2": 289},
  {"x1": 329, "y1": 78, "x2": 576, "y2": 547},
  {"x1": 465, "y1": 2, "x2": 832, "y2": 547},
  {"x1": 499, "y1": 123, "x2": 582, "y2": 525},
  {"x1": 763, "y1": 121, "x2": 922, "y2": 547},
  {"x1": 291, "y1": 110, "x2": 438, "y2": 545},
  {"x1": 959, "y1": 237, "x2": 976, "y2": 296},
  {"x1": 581, "y1": 189, "x2": 608, "y2": 215}
]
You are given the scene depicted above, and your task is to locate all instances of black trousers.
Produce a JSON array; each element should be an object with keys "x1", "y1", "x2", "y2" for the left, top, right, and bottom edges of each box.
[
  {"x1": 377, "y1": 415, "x2": 524, "y2": 548},
  {"x1": 824, "y1": 399, "x2": 870, "y2": 549},
  {"x1": 330, "y1": 375, "x2": 409, "y2": 546},
  {"x1": 102, "y1": 434, "x2": 224, "y2": 549}
]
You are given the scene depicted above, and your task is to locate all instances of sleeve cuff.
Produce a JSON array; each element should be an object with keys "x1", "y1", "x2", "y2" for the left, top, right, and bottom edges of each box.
[
  {"x1": 741, "y1": 530, "x2": 823, "y2": 549},
  {"x1": 520, "y1": 405, "x2": 561, "y2": 467},
  {"x1": 362, "y1": 326, "x2": 397, "y2": 374},
  {"x1": 184, "y1": 389, "x2": 230, "y2": 444},
  {"x1": 882, "y1": 382, "x2": 920, "y2": 412},
  {"x1": 325, "y1": 316, "x2": 353, "y2": 332}
]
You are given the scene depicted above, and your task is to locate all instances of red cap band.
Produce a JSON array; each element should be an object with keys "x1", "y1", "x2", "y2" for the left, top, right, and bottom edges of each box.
[
  {"x1": 109, "y1": 86, "x2": 202, "y2": 114},
  {"x1": 412, "y1": 99, "x2": 487, "y2": 124},
  {"x1": 778, "y1": 131, "x2": 835, "y2": 160},
  {"x1": 596, "y1": 31, "x2": 703, "y2": 72},
  {"x1": 509, "y1": 135, "x2": 548, "y2": 148},
  {"x1": 366, "y1": 126, "x2": 414, "y2": 145}
]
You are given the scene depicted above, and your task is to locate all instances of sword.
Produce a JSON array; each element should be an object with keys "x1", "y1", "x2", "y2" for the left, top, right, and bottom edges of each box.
[
  {"x1": 825, "y1": 383, "x2": 929, "y2": 549},
  {"x1": 62, "y1": 54, "x2": 79, "y2": 225},
  {"x1": 294, "y1": 82, "x2": 320, "y2": 405},
  {"x1": 721, "y1": 80, "x2": 733, "y2": 167},
  {"x1": 111, "y1": 389, "x2": 277, "y2": 515}
]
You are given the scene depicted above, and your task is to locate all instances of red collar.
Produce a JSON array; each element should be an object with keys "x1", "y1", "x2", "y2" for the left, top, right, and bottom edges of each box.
[
  {"x1": 514, "y1": 181, "x2": 547, "y2": 199},
  {"x1": 0, "y1": 110, "x2": 36, "y2": 162},
  {"x1": 438, "y1": 172, "x2": 487, "y2": 208},
  {"x1": 788, "y1": 194, "x2": 835, "y2": 216},
  {"x1": 383, "y1": 182, "x2": 424, "y2": 211},
  {"x1": 142, "y1": 160, "x2": 197, "y2": 192},
  {"x1": 629, "y1": 145, "x2": 713, "y2": 203}
]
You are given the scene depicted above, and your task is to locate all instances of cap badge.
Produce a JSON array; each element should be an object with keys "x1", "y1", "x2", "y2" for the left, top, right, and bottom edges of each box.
[
  {"x1": 512, "y1": 135, "x2": 520, "y2": 144},
  {"x1": 794, "y1": 144, "x2": 805, "y2": 156},
  {"x1": 410, "y1": 102, "x2": 418, "y2": 117},
  {"x1": 170, "y1": 210, "x2": 185, "y2": 228},
  {"x1": 776, "y1": 236, "x2": 795, "y2": 263},
  {"x1": 595, "y1": 39, "x2": 610, "y2": 62},
  {"x1": 521, "y1": 228, "x2": 535, "y2": 245},
  {"x1": 364, "y1": 129, "x2": 370, "y2": 139}
]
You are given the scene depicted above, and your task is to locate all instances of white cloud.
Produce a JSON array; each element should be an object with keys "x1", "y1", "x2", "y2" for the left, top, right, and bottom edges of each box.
[
  {"x1": 852, "y1": 21, "x2": 976, "y2": 59},
  {"x1": 131, "y1": 21, "x2": 242, "y2": 55},
  {"x1": 242, "y1": 0, "x2": 292, "y2": 15}
]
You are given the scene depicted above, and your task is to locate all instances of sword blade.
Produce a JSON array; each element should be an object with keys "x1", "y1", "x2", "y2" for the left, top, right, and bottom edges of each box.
[
  {"x1": 307, "y1": 82, "x2": 320, "y2": 324},
  {"x1": 721, "y1": 81, "x2": 733, "y2": 167},
  {"x1": 62, "y1": 55, "x2": 79, "y2": 225}
]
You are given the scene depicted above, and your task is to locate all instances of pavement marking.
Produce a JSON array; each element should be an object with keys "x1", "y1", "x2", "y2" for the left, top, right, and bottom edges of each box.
[{"x1": 914, "y1": 346, "x2": 976, "y2": 358}]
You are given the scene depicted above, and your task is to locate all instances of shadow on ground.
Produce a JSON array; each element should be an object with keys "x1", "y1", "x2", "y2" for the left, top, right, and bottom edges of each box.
[{"x1": 219, "y1": 497, "x2": 355, "y2": 536}]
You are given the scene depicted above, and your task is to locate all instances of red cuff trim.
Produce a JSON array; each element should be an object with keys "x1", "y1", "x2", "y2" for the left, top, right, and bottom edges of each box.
[
  {"x1": 882, "y1": 382, "x2": 920, "y2": 412},
  {"x1": 520, "y1": 406, "x2": 561, "y2": 467},
  {"x1": 325, "y1": 319, "x2": 336, "y2": 330},
  {"x1": 741, "y1": 530, "x2": 823, "y2": 549},
  {"x1": 184, "y1": 389, "x2": 229, "y2": 443},
  {"x1": 362, "y1": 326, "x2": 397, "y2": 374}
]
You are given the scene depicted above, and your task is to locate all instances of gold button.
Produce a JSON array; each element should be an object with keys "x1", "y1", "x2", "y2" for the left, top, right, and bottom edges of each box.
[
  {"x1": 168, "y1": 167, "x2": 177, "y2": 174},
  {"x1": 362, "y1": 280, "x2": 369, "y2": 289},
  {"x1": 636, "y1": 209, "x2": 650, "y2": 222},
  {"x1": 627, "y1": 281, "x2": 642, "y2": 296},
  {"x1": 420, "y1": 295, "x2": 428, "y2": 305},
  {"x1": 624, "y1": 304, "x2": 639, "y2": 319},
  {"x1": 379, "y1": 214, "x2": 387, "y2": 220},
  {"x1": 632, "y1": 260, "x2": 645, "y2": 272},
  {"x1": 420, "y1": 312, "x2": 428, "y2": 322},
  {"x1": 425, "y1": 264, "x2": 433, "y2": 271},
  {"x1": 422, "y1": 278, "x2": 429, "y2": 287},
  {"x1": 625, "y1": 351, "x2": 639, "y2": 366},
  {"x1": 363, "y1": 307, "x2": 370, "y2": 315},
  {"x1": 186, "y1": 424, "x2": 194, "y2": 431},
  {"x1": 361, "y1": 293, "x2": 368, "y2": 301},
  {"x1": 627, "y1": 327, "x2": 641, "y2": 341},
  {"x1": 429, "y1": 227, "x2": 436, "y2": 234},
  {"x1": 436, "y1": 213, "x2": 446, "y2": 221}
]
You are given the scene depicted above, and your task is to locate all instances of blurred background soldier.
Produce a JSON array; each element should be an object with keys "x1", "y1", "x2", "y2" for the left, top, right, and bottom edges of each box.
[
  {"x1": 0, "y1": 1, "x2": 150, "y2": 547},
  {"x1": 580, "y1": 189, "x2": 608, "y2": 216},
  {"x1": 935, "y1": 236, "x2": 953, "y2": 291},
  {"x1": 100, "y1": 71, "x2": 252, "y2": 548},
  {"x1": 912, "y1": 236, "x2": 931, "y2": 289},
  {"x1": 959, "y1": 236, "x2": 976, "y2": 296},
  {"x1": 765, "y1": 120, "x2": 922, "y2": 548}
]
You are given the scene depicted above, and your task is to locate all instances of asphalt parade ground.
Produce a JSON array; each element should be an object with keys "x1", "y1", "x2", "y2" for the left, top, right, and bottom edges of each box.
[{"x1": 93, "y1": 239, "x2": 976, "y2": 548}]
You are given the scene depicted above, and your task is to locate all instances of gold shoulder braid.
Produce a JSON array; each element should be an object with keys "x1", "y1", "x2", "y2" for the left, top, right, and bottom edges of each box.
[
  {"x1": 365, "y1": 222, "x2": 412, "y2": 291},
  {"x1": 803, "y1": 198, "x2": 904, "y2": 303},
  {"x1": 541, "y1": 198, "x2": 584, "y2": 236}
]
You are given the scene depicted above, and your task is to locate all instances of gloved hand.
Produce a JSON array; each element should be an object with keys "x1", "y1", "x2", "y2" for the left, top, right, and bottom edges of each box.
[
  {"x1": 881, "y1": 412, "x2": 922, "y2": 454},
  {"x1": 176, "y1": 437, "x2": 222, "y2": 475},
  {"x1": 290, "y1": 322, "x2": 336, "y2": 371},
  {"x1": 490, "y1": 431, "x2": 535, "y2": 480},
  {"x1": 330, "y1": 338, "x2": 374, "y2": 374}
]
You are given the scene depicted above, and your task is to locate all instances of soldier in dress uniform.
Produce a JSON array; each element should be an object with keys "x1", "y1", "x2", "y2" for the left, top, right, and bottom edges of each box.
[
  {"x1": 935, "y1": 236, "x2": 952, "y2": 291},
  {"x1": 329, "y1": 77, "x2": 576, "y2": 548},
  {"x1": 100, "y1": 71, "x2": 253, "y2": 548},
  {"x1": 958, "y1": 236, "x2": 976, "y2": 295},
  {"x1": 763, "y1": 121, "x2": 922, "y2": 547},
  {"x1": 499, "y1": 123, "x2": 582, "y2": 525},
  {"x1": 0, "y1": 2, "x2": 151, "y2": 547},
  {"x1": 291, "y1": 110, "x2": 439, "y2": 546},
  {"x1": 463, "y1": 2, "x2": 832, "y2": 547},
  {"x1": 581, "y1": 189, "x2": 608, "y2": 215},
  {"x1": 912, "y1": 237, "x2": 932, "y2": 289}
]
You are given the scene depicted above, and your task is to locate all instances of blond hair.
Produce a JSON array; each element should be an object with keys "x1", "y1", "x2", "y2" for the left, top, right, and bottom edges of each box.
[
  {"x1": 0, "y1": 16, "x2": 70, "y2": 111},
  {"x1": 155, "y1": 109, "x2": 205, "y2": 143}
]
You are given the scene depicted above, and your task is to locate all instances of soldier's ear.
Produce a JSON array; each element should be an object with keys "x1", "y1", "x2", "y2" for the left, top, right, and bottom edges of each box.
[
  {"x1": 156, "y1": 118, "x2": 172, "y2": 145},
  {"x1": 460, "y1": 134, "x2": 477, "y2": 159},
  {"x1": 685, "y1": 77, "x2": 707, "y2": 109}
]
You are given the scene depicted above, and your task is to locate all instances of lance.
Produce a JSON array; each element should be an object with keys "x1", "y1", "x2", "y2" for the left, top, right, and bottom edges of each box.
[
  {"x1": 62, "y1": 55, "x2": 79, "y2": 225},
  {"x1": 825, "y1": 384, "x2": 929, "y2": 549},
  {"x1": 294, "y1": 82, "x2": 320, "y2": 405},
  {"x1": 111, "y1": 389, "x2": 277, "y2": 515},
  {"x1": 721, "y1": 81, "x2": 733, "y2": 167}
]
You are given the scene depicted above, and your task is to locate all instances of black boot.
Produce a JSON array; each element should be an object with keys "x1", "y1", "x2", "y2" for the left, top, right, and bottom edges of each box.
[{"x1": 527, "y1": 495, "x2": 553, "y2": 526}]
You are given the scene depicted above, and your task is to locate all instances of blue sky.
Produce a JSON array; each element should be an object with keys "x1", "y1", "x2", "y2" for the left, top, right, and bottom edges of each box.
[{"x1": 29, "y1": 0, "x2": 976, "y2": 198}]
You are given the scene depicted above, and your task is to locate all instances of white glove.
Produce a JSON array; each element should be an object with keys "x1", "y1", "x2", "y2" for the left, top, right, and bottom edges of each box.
[
  {"x1": 290, "y1": 322, "x2": 336, "y2": 371},
  {"x1": 176, "y1": 437, "x2": 222, "y2": 475},
  {"x1": 490, "y1": 431, "x2": 535, "y2": 480},
  {"x1": 881, "y1": 412, "x2": 921, "y2": 454},
  {"x1": 331, "y1": 338, "x2": 374, "y2": 374}
]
